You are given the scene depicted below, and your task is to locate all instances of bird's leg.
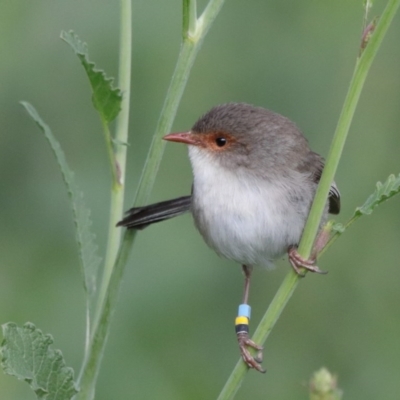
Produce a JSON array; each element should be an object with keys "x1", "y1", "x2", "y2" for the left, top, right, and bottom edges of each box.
[
  {"x1": 235, "y1": 265, "x2": 266, "y2": 373},
  {"x1": 242, "y1": 264, "x2": 252, "y2": 304},
  {"x1": 288, "y1": 228, "x2": 331, "y2": 276}
]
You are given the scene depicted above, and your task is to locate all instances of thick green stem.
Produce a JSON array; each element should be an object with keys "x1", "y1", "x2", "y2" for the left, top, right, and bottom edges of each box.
[
  {"x1": 217, "y1": 1, "x2": 400, "y2": 399},
  {"x1": 77, "y1": 1, "x2": 226, "y2": 398}
]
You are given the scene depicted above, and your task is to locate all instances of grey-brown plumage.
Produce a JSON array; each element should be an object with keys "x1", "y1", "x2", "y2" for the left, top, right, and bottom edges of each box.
[
  {"x1": 118, "y1": 102, "x2": 341, "y2": 373},
  {"x1": 119, "y1": 103, "x2": 339, "y2": 233}
]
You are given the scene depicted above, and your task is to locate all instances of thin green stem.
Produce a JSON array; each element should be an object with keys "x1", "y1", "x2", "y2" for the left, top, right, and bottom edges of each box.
[
  {"x1": 77, "y1": 230, "x2": 137, "y2": 400},
  {"x1": 299, "y1": 0, "x2": 400, "y2": 260},
  {"x1": 102, "y1": 121, "x2": 119, "y2": 189},
  {"x1": 363, "y1": 0, "x2": 373, "y2": 31},
  {"x1": 217, "y1": 1, "x2": 399, "y2": 398},
  {"x1": 76, "y1": 0, "x2": 132, "y2": 397},
  {"x1": 183, "y1": 0, "x2": 197, "y2": 39},
  {"x1": 319, "y1": 216, "x2": 358, "y2": 257},
  {"x1": 217, "y1": 272, "x2": 299, "y2": 400},
  {"x1": 94, "y1": 0, "x2": 132, "y2": 335},
  {"x1": 77, "y1": 1, "x2": 226, "y2": 398},
  {"x1": 132, "y1": 39, "x2": 199, "y2": 206},
  {"x1": 134, "y1": 0, "x2": 226, "y2": 207}
]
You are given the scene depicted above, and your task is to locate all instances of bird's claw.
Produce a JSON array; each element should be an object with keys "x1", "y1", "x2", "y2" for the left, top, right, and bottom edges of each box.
[
  {"x1": 237, "y1": 332, "x2": 266, "y2": 373},
  {"x1": 288, "y1": 247, "x2": 327, "y2": 277}
]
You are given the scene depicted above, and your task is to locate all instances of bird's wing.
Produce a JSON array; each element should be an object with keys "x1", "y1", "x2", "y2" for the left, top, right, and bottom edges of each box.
[
  {"x1": 117, "y1": 195, "x2": 192, "y2": 230},
  {"x1": 327, "y1": 181, "x2": 340, "y2": 215},
  {"x1": 312, "y1": 154, "x2": 341, "y2": 215}
]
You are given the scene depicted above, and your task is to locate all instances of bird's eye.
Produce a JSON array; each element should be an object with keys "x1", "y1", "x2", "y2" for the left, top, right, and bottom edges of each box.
[{"x1": 215, "y1": 137, "x2": 227, "y2": 147}]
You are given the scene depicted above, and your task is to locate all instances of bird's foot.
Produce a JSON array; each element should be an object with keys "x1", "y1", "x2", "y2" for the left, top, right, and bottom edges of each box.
[
  {"x1": 237, "y1": 332, "x2": 266, "y2": 373},
  {"x1": 288, "y1": 246, "x2": 327, "y2": 277}
]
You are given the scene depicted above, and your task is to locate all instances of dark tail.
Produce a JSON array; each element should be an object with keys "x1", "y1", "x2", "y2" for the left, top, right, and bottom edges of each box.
[{"x1": 117, "y1": 195, "x2": 192, "y2": 230}]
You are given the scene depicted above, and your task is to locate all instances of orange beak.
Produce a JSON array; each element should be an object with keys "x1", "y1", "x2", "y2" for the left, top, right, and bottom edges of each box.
[{"x1": 163, "y1": 131, "x2": 200, "y2": 146}]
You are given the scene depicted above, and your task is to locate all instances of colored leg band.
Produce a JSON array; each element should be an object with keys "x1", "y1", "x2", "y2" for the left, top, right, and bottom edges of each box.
[
  {"x1": 238, "y1": 304, "x2": 251, "y2": 319},
  {"x1": 235, "y1": 316, "x2": 249, "y2": 334},
  {"x1": 236, "y1": 305, "x2": 251, "y2": 334},
  {"x1": 235, "y1": 324, "x2": 249, "y2": 334}
]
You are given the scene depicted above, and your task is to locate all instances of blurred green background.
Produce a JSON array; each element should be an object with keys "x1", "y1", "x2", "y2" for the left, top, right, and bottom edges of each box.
[{"x1": 1, "y1": 1, "x2": 400, "y2": 399}]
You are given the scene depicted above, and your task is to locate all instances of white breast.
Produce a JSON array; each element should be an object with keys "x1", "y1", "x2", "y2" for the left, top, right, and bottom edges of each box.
[{"x1": 189, "y1": 147, "x2": 311, "y2": 268}]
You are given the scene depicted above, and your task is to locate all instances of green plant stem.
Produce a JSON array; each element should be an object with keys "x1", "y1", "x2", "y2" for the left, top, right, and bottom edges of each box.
[
  {"x1": 299, "y1": 0, "x2": 400, "y2": 259},
  {"x1": 134, "y1": 0, "x2": 226, "y2": 207},
  {"x1": 94, "y1": 0, "x2": 132, "y2": 339},
  {"x1": 102, "y1": 122, "x2": 119, "y2": 189},
  {"x1": 217, "y1": 1, "x2": 400, "y2": 399},
  {"x1": 320, "y1": 216, "x2": 358, "y2": 257},
  {"x1": 183, "y1": 0, "x2": 197, "y2": 38},
  {"x1": 217, "y1": 272, "x2": 299, "y2": 400},
  {"x1": 76, "y1": 1, "x2": 226, "y2": 398},
  {"x1": 76, "y1": 0, "x2": 132, "y2": 397},
  {"x1": 77, "y1": 230, "x2": 136, "y2": 400}
]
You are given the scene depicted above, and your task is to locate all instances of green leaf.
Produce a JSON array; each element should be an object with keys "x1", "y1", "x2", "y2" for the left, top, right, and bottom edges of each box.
[
  {"x1": 21, "y1": 102, "x2": 100, "y2": 297},
  {"x1": 354, "y1": 173, "x2": 400, "y2": 217},
  {"x1": 1, "y1": 323, "x2": 79, "y2": 400},
  {"x1": 320, "y1": 174, "x2": 400, "y2": 257},
  {"x1": 60, "y1": 30, "x2": 122, "y2": 124}
]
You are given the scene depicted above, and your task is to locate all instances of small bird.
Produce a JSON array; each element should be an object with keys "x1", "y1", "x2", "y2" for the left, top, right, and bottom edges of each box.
[{"x1": 118, "y1": 103, "x2": 340, "y2": 372}]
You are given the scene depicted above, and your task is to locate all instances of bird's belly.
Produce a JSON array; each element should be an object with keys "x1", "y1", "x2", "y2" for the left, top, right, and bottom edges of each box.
[{"x1": 192, "y1": 181, "x2": 307, "y2": 268}]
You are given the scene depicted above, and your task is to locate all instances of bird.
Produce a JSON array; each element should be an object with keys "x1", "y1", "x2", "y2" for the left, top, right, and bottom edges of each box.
[{"x1": 117, "y1": 102, "x2": 340, "y2": 372}]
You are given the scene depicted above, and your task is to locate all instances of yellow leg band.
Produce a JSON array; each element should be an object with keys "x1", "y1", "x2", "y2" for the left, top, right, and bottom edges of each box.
[{"x1": 235, "y1": 316, "x2": 249, "y2": 325}]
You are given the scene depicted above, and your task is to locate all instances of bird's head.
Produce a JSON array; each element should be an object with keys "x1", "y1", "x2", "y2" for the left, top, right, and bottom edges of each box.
[{"x1": 163, "y1": 103, "x2": 309, "y2": 179}]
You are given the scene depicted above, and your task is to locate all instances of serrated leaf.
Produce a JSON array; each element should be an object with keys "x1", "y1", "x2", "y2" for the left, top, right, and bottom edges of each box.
[
  {"x1": 1, "y1": 323, "x2": 79, "y2": 400},
  {"x1": 21, "y1": 102, "x2": 100, "y2": 297},
  {"x1": 320, "y1": 174, "x2": 400, "y2": 256},
  {"x1": 60, "y1": 30, "x2": 122, "y2": 124},
  {"x1": 354, "y1": 174, "x2": 400, "y2": 217}
]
